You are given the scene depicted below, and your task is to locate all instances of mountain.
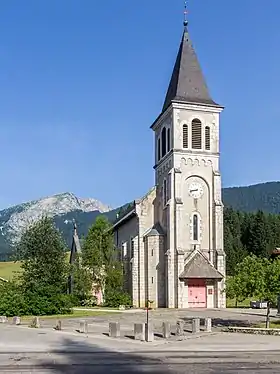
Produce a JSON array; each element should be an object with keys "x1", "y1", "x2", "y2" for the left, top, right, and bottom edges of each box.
[
  {"x1": 0, "y1": 192, "x2": 112, "y2": 257},
  {"x1": 222, "y1": 182, "x2": 280, "y2": 214},
  {"x1": 1, "y1": 181, "x2": 280, "y2": 257}
]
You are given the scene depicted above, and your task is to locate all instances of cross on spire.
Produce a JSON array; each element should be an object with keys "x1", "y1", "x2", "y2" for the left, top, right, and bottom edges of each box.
[{"x1": 184, "y1": 1, "x2": 188, "y2": 28}]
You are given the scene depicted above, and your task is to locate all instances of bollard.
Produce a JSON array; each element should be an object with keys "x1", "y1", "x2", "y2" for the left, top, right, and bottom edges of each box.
[
  {"x1": 192, "y1": 318, "x2": 200, "y2": 334},
  {"x1": 205, "y1": 317, "x2": 212, "y2": 332},
  {"x1": 134, "y1": 323, "x2": 145, "y2": 341},
  {"x1": 30, "y1": 317, "x2": 40, "y2": 328},
  {"x1": 162, "y1": 321, "x2": 171, "y2": 339},
  {"x1": 54, "y1": 320, "x2": 62, "y2": 331},
  {"x1": 145, "y1": 322, "x2": 154, "y2": 342},
  {"x1": 79, "y1": 321, "x2": 88, "y2": 334},
  {"x1": 109, "y1": 322, "x2": 120, "y2": 338},
  {"x1": 0, "y1": 316, "x2": 7, "y2": 323},
  {"x1": 176, "y1": 320, "x2": 184, "y2": 336},
  {"x1": 12, "y1": 316, "x2": 21, "y2": 325}
]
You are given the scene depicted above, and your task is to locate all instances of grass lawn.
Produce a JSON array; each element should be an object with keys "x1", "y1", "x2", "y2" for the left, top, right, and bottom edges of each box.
[
  {"x1": 20, "y1": 309, "x2": 118, "y2": 323},
  {"x1": 255, "y1": 320, "x2": 280, "y2": 329},
  {"x1": 226, "y1": 297, "x2": 252, "y2": 308},
  {"x1": 0, "y1": 261, "x2": 22, "y2": 281}
]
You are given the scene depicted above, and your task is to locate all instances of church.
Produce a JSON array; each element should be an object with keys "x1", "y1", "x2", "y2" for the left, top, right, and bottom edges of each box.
[{"x1": 113, "y1": 19, "x2": 226, "y2": 309}]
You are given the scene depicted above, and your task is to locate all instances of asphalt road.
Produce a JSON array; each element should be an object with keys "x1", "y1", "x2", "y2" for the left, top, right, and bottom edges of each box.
[{"x1": 2, "y1": 351, "x2": 280, "y2": 373}]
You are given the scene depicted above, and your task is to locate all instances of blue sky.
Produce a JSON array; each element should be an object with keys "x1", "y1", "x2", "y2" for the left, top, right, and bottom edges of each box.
[{"x1": 1, "y1": 0, "x2": 280, "y2": 209}]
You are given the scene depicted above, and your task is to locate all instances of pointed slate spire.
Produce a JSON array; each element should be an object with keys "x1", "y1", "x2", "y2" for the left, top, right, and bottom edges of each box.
[{"x1": 162, "y1": 21, "x2": 219, "y2": 112}]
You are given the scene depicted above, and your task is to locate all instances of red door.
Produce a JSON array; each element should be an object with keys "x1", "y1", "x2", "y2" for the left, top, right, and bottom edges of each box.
[{"x1": 188, "y1": 279, "x2": 206, "y2": 308}]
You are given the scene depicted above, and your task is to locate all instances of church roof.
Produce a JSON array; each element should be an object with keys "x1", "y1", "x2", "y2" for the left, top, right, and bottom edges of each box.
[
  {"x1": 144, "y1": 223, "x2": 165, "y2": 237},
  {"x1": 179, "y1": 251, "x2": 223, "y2": 279},
  {"x1": 162, "y1": 25, "x2": 220, "y2": 112},
  {"x1": 69, "y1": 223, "x2": 81, "y2": 264}
]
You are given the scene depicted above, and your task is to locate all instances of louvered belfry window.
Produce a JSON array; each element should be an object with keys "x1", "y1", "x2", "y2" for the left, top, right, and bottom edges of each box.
[
  {"x1": 161, "y1": 127, "x2": 167, "y2": 157},
  {"x1": 183, "y1": 124, "x2": 188, "y2": 148},
  {"x1": 205, "y1": 126, "x2": 210, "y2": 150},
  {"x1": 157, "y1": 138, "x2": 161, "y2": 161},
  {"x1": 167, "y1": 128, "x2": 171, "y2": 152},
  {"x1": 191, "y1": 119, "x2": 202, "y2": 149}
]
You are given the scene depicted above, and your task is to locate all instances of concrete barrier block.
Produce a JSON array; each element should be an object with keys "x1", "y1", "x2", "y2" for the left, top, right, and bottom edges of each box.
[
  {"x1": 205, "y1": 317, "x2": 212, "y2": 332},
  {"x1": 192, "y1": 318, "x2": 200, "y2": 334},
  {"x1": 0, "y1": 316, "x2": 7, "y2": 323},
  {"x1": 12, "y1": 316, "x2": 21, "y2": 325},
  {"x1": 162, "y1": 321, "x2": 171, "y2": 339},
  {"x1": 30, "y1": 317, "x2": 40, "y2": 328},
  {"x1": 79, "y1": 321, "x2": 88, "y2": 334},
  {"x1": 54, "y1": 320, "x2": 62, "y2": 331},
  {"x1": 134, "y1": 323, "x2": 145, "y2": 341},
  {"x1": 176, "y1": 320, "x2": 184, "y2": 336},
  {"x1": 145, "y1": 323, "x2": 154, "y2": 342},
  {"x1": 109, "y1": 322, "x2": 120, "y2": 338}
]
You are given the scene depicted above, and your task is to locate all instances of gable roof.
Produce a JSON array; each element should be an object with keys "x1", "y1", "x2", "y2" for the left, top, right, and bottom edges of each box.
[
  {"x1": 179, "y1": 251, "x2": 223, "y2": 279},
  {"x1": 162, "y1": 25, "x2": 220, "y2": 112}
]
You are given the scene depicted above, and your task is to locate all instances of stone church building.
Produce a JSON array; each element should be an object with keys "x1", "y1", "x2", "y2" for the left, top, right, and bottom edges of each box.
[{"x1": 113, "y1": 21, "x2": 226, "y2": 309}]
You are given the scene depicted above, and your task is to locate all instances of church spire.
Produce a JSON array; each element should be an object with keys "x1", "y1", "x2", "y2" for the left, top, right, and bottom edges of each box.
[{"x1": 162, "y1": 3, "x2": 219, "y2": 112}]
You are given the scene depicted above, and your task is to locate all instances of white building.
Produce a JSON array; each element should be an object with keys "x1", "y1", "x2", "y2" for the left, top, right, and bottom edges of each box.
[{"x1": 113, "y1": 20, "x2": 226, "y2": 309}]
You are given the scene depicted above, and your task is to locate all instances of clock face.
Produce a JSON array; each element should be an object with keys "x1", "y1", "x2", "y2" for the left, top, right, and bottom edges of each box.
[{"x1": 188, "y1": 182, "x2": 203, "y2": 199}]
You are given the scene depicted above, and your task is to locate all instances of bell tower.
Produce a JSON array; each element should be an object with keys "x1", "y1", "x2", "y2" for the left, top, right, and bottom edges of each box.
[{"x1": 151, "y1": 9, "x2": 226, "y2": 308}]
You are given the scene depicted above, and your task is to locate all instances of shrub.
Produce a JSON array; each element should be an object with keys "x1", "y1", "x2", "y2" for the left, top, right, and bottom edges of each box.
[
  {"x1": 104, "y1": 289, "x2": 132, "y2": 308},
  {"x1": 0, "y1": 282, "x2": 28, "y2": 317}
]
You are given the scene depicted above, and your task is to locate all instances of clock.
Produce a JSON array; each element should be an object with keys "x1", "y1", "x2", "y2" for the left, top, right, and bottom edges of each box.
[{"x1": 188, "y1": 182, "x2": 203, "y2": 199}]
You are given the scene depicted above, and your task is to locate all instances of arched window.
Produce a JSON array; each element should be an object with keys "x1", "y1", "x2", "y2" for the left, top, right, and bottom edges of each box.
[
  {"x1": 193, "y1": 214, "x2": 199, "y2": 241},
  {"x1": 183, "y1": 124, "x2": 188, "y2": 148},
  {"x1": 163, "y1": 179, "x2": 167, "y2": 206},
  {"x1": 205, "y1": 126, "x2": 210, "y2": 150},
  {"x1": 191, "y1": 119, "x2": 202, "y2": 149},
  {"x1": 157, "y1": 138, "x2": 161, "y2": 161},
  {"x1": 167, "y1": 128, "x2": 170, "y2": 152},
  {"x1": 161, "y1": 127, "x2": 166, "y2": 157}
]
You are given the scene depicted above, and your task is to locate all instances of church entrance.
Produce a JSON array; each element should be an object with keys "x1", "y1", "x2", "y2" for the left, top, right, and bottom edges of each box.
[{"x1": 188, "y1": 279, "x2": 206, "y2": 308}]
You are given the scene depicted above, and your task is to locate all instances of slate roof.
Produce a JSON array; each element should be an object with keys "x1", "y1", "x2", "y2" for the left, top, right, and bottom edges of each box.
[
  {"x1": 162, "y1": 25, "x2": 220, "y2": 112},
  {"x1": 144, "y1": 223, "x2": 165, "y2": 237},
  {"x1": 69, "y1": 223, "x2": 81, "y2": 264},
  {"x1": 179, "y1": 251, "x2": 223, "y2": 279}
]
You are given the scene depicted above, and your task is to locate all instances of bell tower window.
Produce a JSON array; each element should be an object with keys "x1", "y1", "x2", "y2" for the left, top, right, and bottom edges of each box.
[
  {"x1": 161, "y1": 127, "x2": 167, "y2": 157},
  {"x1": 193, "y1": 214, "x2": 199, "y2": 241},
  {"x1": 191, "y1": 119, "x2": 202, "y2": 149},
  {"x1": 157, "y1": 138, "x2": 161, "y2": 161},
  {"x1": 167, "y1": 128, "x2": 171, "y2": 152},
  {"x1": 163, "y1": 179, "x2": 167, "y2": 206},
  {"x1": 205, "y1": 126, "x2": 210, "y2": 150},
  {"x1": 183, "y1": 124, "x2": 188, "y2": 148}
]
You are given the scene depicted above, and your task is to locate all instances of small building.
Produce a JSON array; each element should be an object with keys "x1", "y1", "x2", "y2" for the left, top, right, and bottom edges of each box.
[{"x1": 113, "y1": 19, "x2": 226, "y2": 309}]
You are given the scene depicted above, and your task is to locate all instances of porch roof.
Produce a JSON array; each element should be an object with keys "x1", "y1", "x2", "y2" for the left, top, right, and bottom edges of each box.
[{"x1": 179, "y1": 251, "x2": 223, "y2": 280}]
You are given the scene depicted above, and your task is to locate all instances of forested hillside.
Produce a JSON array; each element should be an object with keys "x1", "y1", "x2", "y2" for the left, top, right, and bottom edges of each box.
[
  {"x1": 224, "y1": 207, "x2": 280, "y2": 275},
  {"x1": 222, "y1": 182, "x2": 280, "y2": 213}
]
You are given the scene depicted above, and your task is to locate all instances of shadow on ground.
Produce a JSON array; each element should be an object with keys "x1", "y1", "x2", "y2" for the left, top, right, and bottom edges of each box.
[{"x1": 9, "y1": 337, "x2": 173, "y2": 373}]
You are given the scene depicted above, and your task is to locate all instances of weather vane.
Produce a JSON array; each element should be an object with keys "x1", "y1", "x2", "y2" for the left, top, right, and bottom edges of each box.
[{"x1": 184, "y1": 1, "x2": 188, "y2": 27}]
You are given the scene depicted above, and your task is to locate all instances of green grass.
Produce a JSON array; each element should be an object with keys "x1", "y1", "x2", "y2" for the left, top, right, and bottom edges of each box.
[
  {"x1": 0, "y1": 252, "x2": 71, "y2": 281},
  {"x1": 226, "y1": 297, "x2": 252, "y2": 308},
  {"x1": 255, "y1": 320, "x2": 280, "y2": 329},
  {"x1": 21, "y1": 309, "x2": 118, "y2": 323},
  {"x1": 0, "y1": 261, "x2": 22, "y2": 281}
]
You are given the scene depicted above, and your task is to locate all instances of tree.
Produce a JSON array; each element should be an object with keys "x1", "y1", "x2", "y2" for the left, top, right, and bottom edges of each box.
[
  {"x1": 226, "y1": 255, "x2": 280, "y2": 328},
  {"x1": 82, "y1": 216, "x2": 130, "y2": 306},
  {"x1": 82, "y1": 216, "x2": 115, "y2": 288},
  {"x1": 16, "y1": 216, "x2": 72, "y2": 315}
]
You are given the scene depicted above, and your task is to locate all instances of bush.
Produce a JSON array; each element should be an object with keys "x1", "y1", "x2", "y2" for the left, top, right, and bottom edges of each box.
[
  {"x1": 0, "y1": 281, "x2": 74, "y2": 317},
  {"x1": 0, "y1": 282, "x2": 28, "y2": 317},
  {"x1": 104, "y1": 289, "x2": 132, "y2": 308}
]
